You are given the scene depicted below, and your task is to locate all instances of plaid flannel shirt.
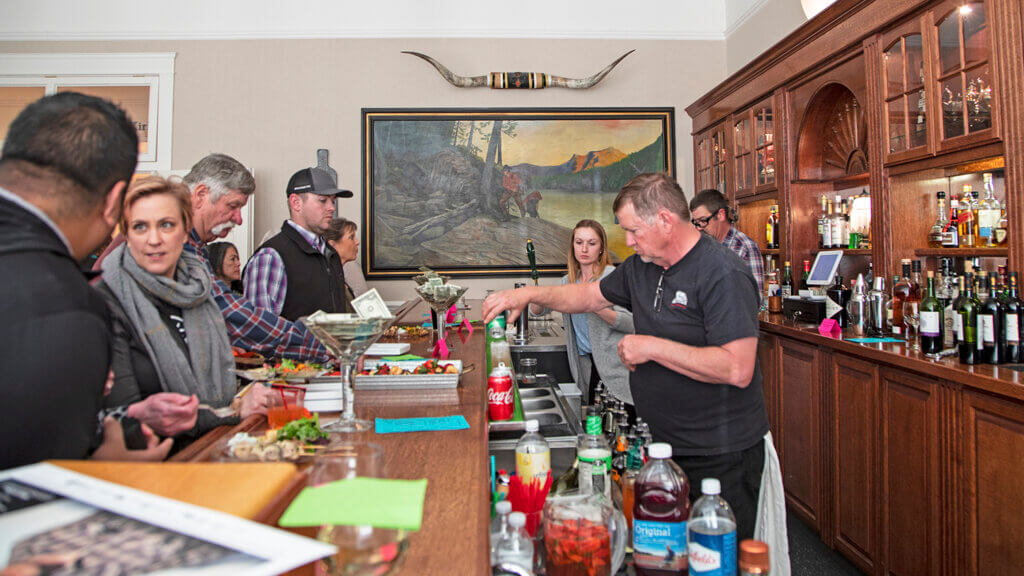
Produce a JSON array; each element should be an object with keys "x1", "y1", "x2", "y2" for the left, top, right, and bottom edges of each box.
[
  {"x1": 243, "y1": 221, "x2": 325, "y2": 315},
  {"x1": 185, "y1": 229, "x2": 328, "y2": 362},
  {"x1": 722, "y1": 226, "x2": 765, "y2": 298}
]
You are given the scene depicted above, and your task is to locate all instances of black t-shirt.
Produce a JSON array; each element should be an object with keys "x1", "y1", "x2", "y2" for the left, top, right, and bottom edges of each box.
[{"x1": 599, "y1": 234, "x2": 769, "y2": 456}]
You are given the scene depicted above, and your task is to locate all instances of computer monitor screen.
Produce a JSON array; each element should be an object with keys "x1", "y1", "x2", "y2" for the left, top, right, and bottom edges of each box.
[{"x1": 807, "y1": 250, "x2": 843, "y2": 286}]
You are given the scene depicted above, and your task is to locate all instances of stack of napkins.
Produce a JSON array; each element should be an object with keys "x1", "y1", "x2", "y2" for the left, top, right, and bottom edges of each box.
[{"x1": 278, "y1": 477, "x2": 428, "y2": 531}]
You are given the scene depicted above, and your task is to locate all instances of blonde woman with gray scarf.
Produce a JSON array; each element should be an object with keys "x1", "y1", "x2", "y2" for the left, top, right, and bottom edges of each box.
[{"x1": 95, "y1": 177, "x2": 274, "y2": 452}]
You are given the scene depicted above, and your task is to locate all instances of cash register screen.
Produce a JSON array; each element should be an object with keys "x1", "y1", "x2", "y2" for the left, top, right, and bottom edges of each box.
[{"x1": 807, "y1": 250, "x2": 843, "y2": 286}]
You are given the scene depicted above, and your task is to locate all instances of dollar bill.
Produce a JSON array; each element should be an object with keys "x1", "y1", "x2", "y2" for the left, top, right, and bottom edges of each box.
[{"x1": 351, "y1": 288, "x2": 390, "y2": 318}]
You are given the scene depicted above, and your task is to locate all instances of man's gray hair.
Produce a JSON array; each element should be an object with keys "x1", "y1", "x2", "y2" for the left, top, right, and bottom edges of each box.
[
  {"x1": 183, "y1": 153, "x2": 255, "y2": 203},
  {"x1": 613, "y1": 172, "x2": 690, "y2": 224}
]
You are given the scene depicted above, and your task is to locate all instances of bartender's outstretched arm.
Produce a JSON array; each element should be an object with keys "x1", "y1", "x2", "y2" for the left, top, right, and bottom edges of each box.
[
  {"x1": 618, "y1": 333, "x2": 757, "y2": 388},
  {"x1": 482, "y1": 281, "x2": 610, "y2": 324}
]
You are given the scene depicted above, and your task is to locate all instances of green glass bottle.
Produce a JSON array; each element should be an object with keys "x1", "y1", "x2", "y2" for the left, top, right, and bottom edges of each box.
[
  {"x1": 1001, "y1": 272, "x2": 1022, "y2": 363},
  {"x1": 979, "y1": 274, "x2": 1005, "y2": 364},
  {"x1": 920, "y1": 271, "x2": 944, "y2": 354},
  {"x1": 957, "y1": 274, "x2": 980, "y2": 365}
]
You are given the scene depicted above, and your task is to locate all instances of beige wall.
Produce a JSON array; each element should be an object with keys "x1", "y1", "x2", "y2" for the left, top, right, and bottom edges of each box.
[
  {"x1": 727, "y1": 0, "x2": 807, "y2": 74},
  {"x1": 1, "y1": 38, "x2": 726, "y2": 299}
]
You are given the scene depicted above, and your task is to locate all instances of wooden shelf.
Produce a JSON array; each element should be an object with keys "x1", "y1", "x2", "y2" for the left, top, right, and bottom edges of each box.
[
  {"x1": 763, "y1": 248, "x2": 780, "y2": 255},
  {"x1": 914, "y1": 248, "x2": 1008, "y2": 257},
  {"x1": 813, "y1": 248, "x2": 872, "y2": 256}
]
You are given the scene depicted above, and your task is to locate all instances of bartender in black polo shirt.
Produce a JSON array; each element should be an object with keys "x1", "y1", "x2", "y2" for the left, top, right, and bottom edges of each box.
[{"x1": 483, "y1": 173, "x2": 781, "y2": 545}]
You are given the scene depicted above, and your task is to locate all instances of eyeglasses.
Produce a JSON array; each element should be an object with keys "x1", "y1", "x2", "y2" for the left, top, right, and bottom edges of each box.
[
  {"x1": 690, "y1": 214, "x2": 714, "y2": 229},
  {"x1": 653, "y1": 273, "x2": 665, "y2": 312}
]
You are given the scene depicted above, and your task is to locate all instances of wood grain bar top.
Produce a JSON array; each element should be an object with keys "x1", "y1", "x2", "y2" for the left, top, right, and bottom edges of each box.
[{"x1": 760, "y1": 313, "x2": 1024, "y2": 401}]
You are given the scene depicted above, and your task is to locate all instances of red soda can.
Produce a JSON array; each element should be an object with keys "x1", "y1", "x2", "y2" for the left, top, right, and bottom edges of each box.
[{"x1": 488, "y1": 362, "x2": 514, "y2": 421}]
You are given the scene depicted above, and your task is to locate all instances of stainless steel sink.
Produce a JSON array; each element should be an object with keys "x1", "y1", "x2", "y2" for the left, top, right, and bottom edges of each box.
[{"x1": 488, "y1": 376, "x2": 580, "y2": 449}]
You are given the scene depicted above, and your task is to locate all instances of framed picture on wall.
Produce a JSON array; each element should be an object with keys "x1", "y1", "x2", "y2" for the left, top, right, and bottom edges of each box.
[{"x1": 362, "y1": 107, "x2": 675, "y2": 279}]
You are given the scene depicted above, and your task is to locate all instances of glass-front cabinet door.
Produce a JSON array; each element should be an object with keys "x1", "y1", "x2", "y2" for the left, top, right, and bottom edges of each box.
[
  {"x1": 695, "y1": 124, "x2": 727, "y2": 194},
  {"x1": 932, "y1": 0, "x2": 996, "y2": 150},
  {"x1": 882, "y1": 18, "x2": 930, "y2": 162},
  {"x1": 753, "y1": 101, "x2": 775, "y2": 190},
  {"x1": 733, "y1": 114, "x2": 753, "y2": 195},
  {"x1": 731, "y1": 97, "x2": 776, "y2": 198}
]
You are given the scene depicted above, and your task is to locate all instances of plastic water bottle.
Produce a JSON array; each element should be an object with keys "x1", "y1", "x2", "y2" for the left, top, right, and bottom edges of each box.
[
  {"x1": 633, "y1": 442, "x2": 690, "y2": 575},
  {"x1": 495, "y1": 511, "x2": 534, "y2": 570},
  {"x1": 687, "y1": 478, "x2": 738, "y2": 576},
  {"x1": 515, "y1": 420, "x2": 550, "y2": 483},
  {"x1": 490, "y1": 500, "x2": 512, "y2": 566}
]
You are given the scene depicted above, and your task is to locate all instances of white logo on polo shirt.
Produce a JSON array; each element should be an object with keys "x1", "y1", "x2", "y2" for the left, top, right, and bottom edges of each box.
[{"x1": 671, "y1": 290, "x2": 688, "y2": 309}]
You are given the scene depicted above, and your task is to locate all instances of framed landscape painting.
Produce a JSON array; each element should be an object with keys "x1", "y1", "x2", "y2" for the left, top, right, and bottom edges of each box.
[{"x1": 362, "y1": 107, "x2": 675, "y2": 278}]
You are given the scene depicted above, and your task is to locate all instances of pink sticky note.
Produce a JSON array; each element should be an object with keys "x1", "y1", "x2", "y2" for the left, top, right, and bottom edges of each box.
[
  {"x1": 818, "y1": 319, "x2": 841, "y2": 337},
  {"x1": 462, "y1": 317, "x2": 474, "y2": 335},
  {"x1": 446, "y1": 304, "x2": 457, "y2": 324},
  {"x1": 432, "y1": 338, "x2": 450, "y2": 359}
]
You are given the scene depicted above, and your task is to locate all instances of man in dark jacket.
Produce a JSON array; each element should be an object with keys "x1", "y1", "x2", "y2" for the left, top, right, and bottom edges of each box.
[
  {"x1": 0, "y1": 92, "x2": 171, "y2": 469},
  {"x1": 243, "y1": 167, "x2": 353, "y2": 321}
]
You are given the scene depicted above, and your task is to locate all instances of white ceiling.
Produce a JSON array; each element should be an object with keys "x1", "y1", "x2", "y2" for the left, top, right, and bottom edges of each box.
[{"x1": 1, "y1": 0, "x2": 770, "y2": 41}]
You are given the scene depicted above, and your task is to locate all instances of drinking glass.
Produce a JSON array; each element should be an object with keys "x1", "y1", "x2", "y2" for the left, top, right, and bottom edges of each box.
[
  {"x1": 903, "y1": 300, "x2": 921, "y2": 351},
  {"x1": 303, "y1": 312, "x2": 397, "y2": 433},
  {"x1": 416, "y1": 284, "x2": 468, "y2": 353},
  {"x1": 309, "y1": 443, "x2": 409, "y2": 576}
]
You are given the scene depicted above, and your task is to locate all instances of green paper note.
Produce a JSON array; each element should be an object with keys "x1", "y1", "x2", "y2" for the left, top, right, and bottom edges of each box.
[
  {"x1": 381, "y1": 354, "x2": 427, "y2": 362},
  {"x1": 278, "y1": 477, "x2": 427, "y2": 531}
]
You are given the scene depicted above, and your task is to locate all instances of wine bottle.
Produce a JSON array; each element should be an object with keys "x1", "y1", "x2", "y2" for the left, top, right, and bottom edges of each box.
[
  {"x1": 1001, "y1": 272, "x2": 1021, "y2": 363},
  {"x1": 892, "y1": 260, "x2": 912, "y2": 335},
  {"x1": 979, "y1": 273, "x2": 1005, "y2": 364},
  {"x1": 957, "y1": 274, "x2": 980, "y2": 365},
  {"x1": 801, "y1": 260, "x2": 811, "y2": 292},
  {"x1": 826, "y1": 275, "x2": 850, "y2": 328},
  {"x1": 919, "y1": 271, "x2": 943, "y2": 354},
  {"x1": 781, "y1": 261, "x2": 793, "y2": 298}
]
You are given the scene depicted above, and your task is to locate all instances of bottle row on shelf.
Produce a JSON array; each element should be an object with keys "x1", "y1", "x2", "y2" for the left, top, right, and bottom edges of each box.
[
  {"x1": 831, "y1": 258, "x2": 1022, "y2": 365},
  {"x1": 928, "y1": 173, "x2": 1008, "y2": 249}
]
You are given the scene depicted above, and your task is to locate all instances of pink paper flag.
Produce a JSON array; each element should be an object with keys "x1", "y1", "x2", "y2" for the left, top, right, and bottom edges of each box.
[
  {"x1": 432, "y1": 338, "x2": 450, "y2": 360},
  {"x1": 818, "y1": 318, "x2": 841, "y2": 337},
  {"x1": 446, "y1": 304, "x2": 457, "y2": 324},
  {"x1": 461, "y1": 317, "x2": 474, "y2": 335}
]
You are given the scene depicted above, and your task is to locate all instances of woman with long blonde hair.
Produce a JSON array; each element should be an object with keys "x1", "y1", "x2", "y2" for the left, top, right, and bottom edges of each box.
[{"x1": 531, "y1": 220, "x2": 634, "y2": 411}]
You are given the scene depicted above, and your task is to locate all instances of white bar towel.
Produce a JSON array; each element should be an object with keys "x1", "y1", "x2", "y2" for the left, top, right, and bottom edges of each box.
[{"x1": 754, "y1": 432, "x2": 791, "y2": 575}]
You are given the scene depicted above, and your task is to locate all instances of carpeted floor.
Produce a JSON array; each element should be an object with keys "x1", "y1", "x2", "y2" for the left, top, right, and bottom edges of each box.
[{"x1": 787, "y1": 510, "x2": 864, "y2": 576}]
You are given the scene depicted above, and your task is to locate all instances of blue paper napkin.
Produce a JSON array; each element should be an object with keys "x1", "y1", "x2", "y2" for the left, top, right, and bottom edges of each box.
[
  {"x1": 846, "y1": 337, "x2": 905, "y2": 343},
  {"x1": 375, "y1": 415, "x2": 470, "y2": 434}
]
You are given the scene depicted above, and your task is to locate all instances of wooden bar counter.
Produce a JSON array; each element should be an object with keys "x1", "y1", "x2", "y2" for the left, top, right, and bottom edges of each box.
[
  {"x1": 178, "y1": 317, "x2": 491, "y2": 576},
  {"x1": 758, "y1": 312, "x2": 1024, "y2": 575}
]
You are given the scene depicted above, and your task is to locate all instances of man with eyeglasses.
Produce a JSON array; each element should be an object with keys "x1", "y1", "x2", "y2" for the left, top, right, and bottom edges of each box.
[
  {"x1": 689, "y1": 188, "x2": 764, "y2": 298},
  {"x1": 482, "y1": 173, "x2": 780, "y2": 548}
]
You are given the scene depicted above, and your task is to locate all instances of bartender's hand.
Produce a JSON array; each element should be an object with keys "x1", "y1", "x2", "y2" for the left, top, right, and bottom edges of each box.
[
  {"x1": 482, "y1": 288, "x2": 528, "y2": 324},
  {"x1": 238, "y1": 384, "x2": 275, "y2": 419},
  {"x1": 127, "y1": 393, "x2": 199, "y2": 436},
  {"x1": 92, "y1": 417, "x2": 173, "y2": 462},
  {"x1": 618, "y1": 334, "x2": 654, "y2": 371}
]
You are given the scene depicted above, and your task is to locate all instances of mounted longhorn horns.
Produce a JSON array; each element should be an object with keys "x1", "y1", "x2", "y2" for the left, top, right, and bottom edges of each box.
[{"x1": 402, "y1": 50, "x2": 635, "y2": 90}]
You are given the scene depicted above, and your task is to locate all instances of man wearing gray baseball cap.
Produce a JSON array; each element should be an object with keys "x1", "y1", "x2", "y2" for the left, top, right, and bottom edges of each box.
[{"x1": 243, "y1": 167, "x2": 354, "y2": 321}]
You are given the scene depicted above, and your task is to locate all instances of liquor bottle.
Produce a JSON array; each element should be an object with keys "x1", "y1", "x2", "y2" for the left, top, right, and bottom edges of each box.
[
  {"x1": 826, "y1": 275, "x2": 850, "y2": 328},
  {"x1": 780, "y1": 261, "x2": 793, "y2": 298},
  {"x1": 766, "y1": 205, "x2": 779, "y2": 249},
  {"x1": 909, "y1": 259, "x2": 923, "y2": 301},
  {"x1": 823, "y1": 199, "x2": 834, "y2": 249},
  {"x1": 957, "y1": 274, "x2": 980, "y2": 365},
  {"x1": 951, "y1": 275, "x2": 966, "y2": 349},
  {"x1": 552, "y1": 458, "x2": 579, "y2": 496},
  {"x1": 979, "y1": 173, "x2": 1002, "y2": 247},
  {"x1": 841, "y1": 199, "x2": 852, "y2": 248},
  {"x1": 832, "y1": 195, "x2": 844, "y2": 250},
  {"x1": 818, "y1": 195, "x2": 829, "y2": 249},
  {"x1": 1001, "y1": 272, "x2": 1021, "y2": 363},
  {"x1": 920, "y1": 271, "x2": 944, "y2": 354},
  {"x1": 945, "y1": 191, "x2": 961, "y2": 247},
  {"x1": 979, "y1": 273, "x2": 1005, "y2": 364},
  {"x1": 892, "y1": 261, "x2": 912, "y2": 335},
  {"x1": 868, "y1": 276, "x2": 889, "y2": 336},
  {"x1": 928, "y1": 191, "x2": 949, "y2": 247},
  {"x1": 960, "y1": 185, "x2": 978, "y2": 247},
  {"x1": 995, "y1": 198, "x2": 1009, "y2": 246},
  {"x1": 801, "y1": 260, "x2": 811, "y2": 292},
  {"x1": 941, "y1": 260, "x2": 959, "y2": 349}
]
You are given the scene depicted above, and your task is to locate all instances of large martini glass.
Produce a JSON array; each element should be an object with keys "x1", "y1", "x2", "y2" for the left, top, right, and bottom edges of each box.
[
  {"x1": 416, "y1": 284, "x2": 469, "y2": 353},
  {"x1": 303, "y1": 311, "x2": 397, "y2": 433}
]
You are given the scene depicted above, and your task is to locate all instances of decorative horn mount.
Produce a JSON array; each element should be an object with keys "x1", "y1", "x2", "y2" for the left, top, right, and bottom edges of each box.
[{"x1": 402, "y1": 50, "x2": 635, "y2": 90}]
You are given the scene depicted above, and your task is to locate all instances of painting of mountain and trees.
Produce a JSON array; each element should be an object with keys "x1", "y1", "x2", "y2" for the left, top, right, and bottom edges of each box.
[{"x1": 362, "y1": 108, "x2": 675, "y2": 278}]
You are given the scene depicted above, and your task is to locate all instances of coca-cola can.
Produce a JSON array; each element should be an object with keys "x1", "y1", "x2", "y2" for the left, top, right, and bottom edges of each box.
[{"x1": 487, "y1": 362, "x2": 514, "y2": 421}]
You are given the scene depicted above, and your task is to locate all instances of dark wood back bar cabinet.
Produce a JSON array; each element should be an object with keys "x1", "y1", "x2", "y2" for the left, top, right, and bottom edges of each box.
[{"x1": 687, "y1": 1, "x2": 1024, "y2": 574}]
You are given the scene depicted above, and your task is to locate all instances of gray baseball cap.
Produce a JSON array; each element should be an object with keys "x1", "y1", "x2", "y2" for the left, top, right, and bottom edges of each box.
[{"x1": 286, "y1": 167, "x2": 353, "y2": 198}]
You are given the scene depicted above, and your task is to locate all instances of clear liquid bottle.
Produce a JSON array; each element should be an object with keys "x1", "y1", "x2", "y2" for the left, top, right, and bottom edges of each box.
[
  {"x1": 687, "y1": 478, "x2": 738, "y2": 576},
  {"x1": 515, "y1": 420, "x2": 550, "y2": 483},
  {"x1": 490, "y1": 500, "x2": 512, "y2": 566},
  {"x1": 979, "y1": 173, "x2": 1001, "y2": 246},
  {"x1": 579, "y1": 407, "x2": 612, "y2": 499},
  {"x1": 495, "y1": 511, "x2": 534, "y2": 571},
  {"x1": 928, "y1": 191, "x2": 948, "y2": 247},
  {"x1": 634, "y1": 443, "x2": 690, "y2": 575}
]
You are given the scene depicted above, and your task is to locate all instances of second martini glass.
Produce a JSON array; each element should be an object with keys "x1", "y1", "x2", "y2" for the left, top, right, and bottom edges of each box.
[{"x1": 302, "y1": 311, "x2": 397, "y2": 433}]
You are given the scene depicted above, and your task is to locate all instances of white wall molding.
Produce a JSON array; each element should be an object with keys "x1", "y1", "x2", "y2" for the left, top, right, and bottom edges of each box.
[{"x1": 0, "y1": 29, "x2": 728, "y2": 42}]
